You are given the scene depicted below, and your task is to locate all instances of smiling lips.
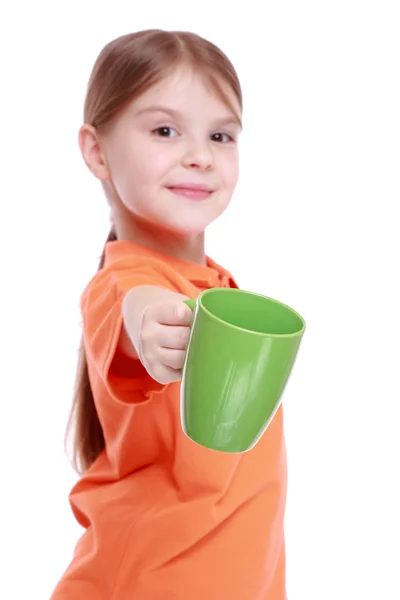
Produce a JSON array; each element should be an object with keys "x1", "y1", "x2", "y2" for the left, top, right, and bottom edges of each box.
[{"x1": 167, "y1": 183, "x2": 214, "y2": 200}]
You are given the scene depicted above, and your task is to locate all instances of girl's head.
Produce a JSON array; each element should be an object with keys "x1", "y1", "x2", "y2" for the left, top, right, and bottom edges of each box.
[
  {"x1": 79, "y1": 29, "x2": 243, "y2": 238},
  {"x1": 69, "y1": 30, "x2": 243, "y2": 473}
]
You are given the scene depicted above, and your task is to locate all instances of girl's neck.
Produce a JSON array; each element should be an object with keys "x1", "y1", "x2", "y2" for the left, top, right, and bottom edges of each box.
[{"x1": 113, "y1": 212, "x2": 206, "y2": 266}]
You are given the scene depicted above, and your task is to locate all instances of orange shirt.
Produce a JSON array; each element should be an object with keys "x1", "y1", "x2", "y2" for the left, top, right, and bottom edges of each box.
[{"x1": 51, "y1": 241, "x2": 287, "y2": 599}]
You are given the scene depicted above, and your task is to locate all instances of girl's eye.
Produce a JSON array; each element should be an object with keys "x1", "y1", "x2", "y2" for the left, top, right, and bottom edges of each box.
[
  {"x1": 153, "y1": 126, "x2": 179, "y2": 138},
  {"x1": 211, "y1": 132, "x2": 234, "y2": 143}
]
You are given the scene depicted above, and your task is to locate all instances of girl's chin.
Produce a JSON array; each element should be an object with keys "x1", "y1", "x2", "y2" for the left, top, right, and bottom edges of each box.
[{"x1": 154, "y1": 215, "x2": 218, "y2": 236}]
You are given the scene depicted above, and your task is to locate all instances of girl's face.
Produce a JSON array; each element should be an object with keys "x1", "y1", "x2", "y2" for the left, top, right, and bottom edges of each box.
[{"x1": 98, "y1": 66, "x2": 242, "y2": 235}]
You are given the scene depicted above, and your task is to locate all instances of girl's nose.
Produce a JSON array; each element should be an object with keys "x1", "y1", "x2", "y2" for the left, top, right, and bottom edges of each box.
[{"x1": 181, "y1": 139, "x2": 214, "y2": 171}]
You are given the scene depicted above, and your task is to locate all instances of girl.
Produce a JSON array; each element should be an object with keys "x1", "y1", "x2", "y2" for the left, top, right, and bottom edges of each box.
[{"x1": 51, "y1": 30, "x2": 287, "y2": 599}]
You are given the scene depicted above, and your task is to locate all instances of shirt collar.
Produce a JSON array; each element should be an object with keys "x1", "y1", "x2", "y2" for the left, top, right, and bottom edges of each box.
[{"x1": 105, "y1": 240, "x2": 237, "y2": 289}]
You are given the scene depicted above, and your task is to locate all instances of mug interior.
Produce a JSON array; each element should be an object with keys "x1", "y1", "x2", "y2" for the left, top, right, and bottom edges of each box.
[{"x1": 201, "y1": 289, "x2": 304, "y2": 335}]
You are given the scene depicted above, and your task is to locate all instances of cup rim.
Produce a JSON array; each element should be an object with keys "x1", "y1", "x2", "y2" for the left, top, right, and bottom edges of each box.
[{"x1": 197, "y1": 288, "x2": 306, "y2": 338}]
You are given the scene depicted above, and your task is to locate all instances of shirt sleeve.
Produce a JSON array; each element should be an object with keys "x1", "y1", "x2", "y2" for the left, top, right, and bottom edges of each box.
[{"x1": 80, "y1": 258, "x2": 179, "y2": 405}]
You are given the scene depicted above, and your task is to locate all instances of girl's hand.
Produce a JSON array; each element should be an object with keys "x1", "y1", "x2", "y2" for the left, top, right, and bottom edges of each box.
[
  {"x1": 122, "y1": 286, "x2": 194, "y2": 384},
  {"x1": 138, "y1": 298, "x2": 193, "y2": 384}
]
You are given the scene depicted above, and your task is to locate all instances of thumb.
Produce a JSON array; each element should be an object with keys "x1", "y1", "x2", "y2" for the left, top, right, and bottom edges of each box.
[{"x1": 156, "y1": 299, "x2": 193, "y2": 326}]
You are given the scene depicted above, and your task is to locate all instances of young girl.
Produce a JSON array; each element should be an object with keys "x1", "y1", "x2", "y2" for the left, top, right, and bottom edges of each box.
[{"x1": 51, "y1": 30, "x2": 287, "y2": 599}]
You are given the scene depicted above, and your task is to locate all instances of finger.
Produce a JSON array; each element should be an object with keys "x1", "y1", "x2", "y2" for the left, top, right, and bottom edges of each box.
[
  {"x1": 150, "y1": 364, "x2": 182, "y2": 385},
  {"x1": 156, "y1": 324, "x2": 191, "y2": 349},
  {"x1": 153, "y1": 302, "x2": 193, "y2": 326},
  {"x1": 156, "y1": 347, "x2": 186, "y2": 370}
]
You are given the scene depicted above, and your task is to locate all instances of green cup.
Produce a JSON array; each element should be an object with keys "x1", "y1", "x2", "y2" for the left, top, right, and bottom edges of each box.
[{"x1": 181, "y1": 288, "x2": 306, "y2": 453}]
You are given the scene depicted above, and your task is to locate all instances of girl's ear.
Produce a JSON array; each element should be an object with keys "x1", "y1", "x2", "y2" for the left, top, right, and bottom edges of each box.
[{"x1": 78, "y1": 124, "x2": 110, "y2": 181}]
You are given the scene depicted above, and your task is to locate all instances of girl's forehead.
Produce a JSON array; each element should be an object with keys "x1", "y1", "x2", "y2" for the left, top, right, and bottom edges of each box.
[
  {"x1": 131, "y1": 66, "x2": 240, "y2": 117},
  {"x1": 149, "y1": 66, "x2": 208, "y2": 93}
]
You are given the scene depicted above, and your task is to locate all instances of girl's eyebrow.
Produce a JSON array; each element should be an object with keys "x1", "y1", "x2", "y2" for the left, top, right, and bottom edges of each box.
[{"x1": 134, "y1": 104, "x2": 242, "y2": 129}]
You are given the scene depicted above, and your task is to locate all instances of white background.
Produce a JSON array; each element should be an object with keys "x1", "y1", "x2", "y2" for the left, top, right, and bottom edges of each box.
[{"x1": 1, "y1": 1, "x2": 399, "y2": 598}]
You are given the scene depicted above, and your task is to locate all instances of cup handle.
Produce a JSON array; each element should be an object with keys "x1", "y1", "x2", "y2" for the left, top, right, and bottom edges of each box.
[
  {"x1": 184, "y1": 299, "x2": 196, "y2": 311},
  {"x1": 180, "y1": 299, "x2": 196, "y2": 375}
]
